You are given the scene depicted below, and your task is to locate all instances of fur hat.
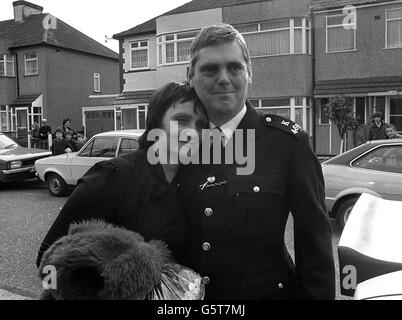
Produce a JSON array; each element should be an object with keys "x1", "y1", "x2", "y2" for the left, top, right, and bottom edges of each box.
[{"x1": 38, "y1": 220, "x2": 172, "y2": 300}]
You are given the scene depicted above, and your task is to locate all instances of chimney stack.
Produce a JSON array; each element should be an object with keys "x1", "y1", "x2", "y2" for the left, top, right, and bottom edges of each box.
[{"x1": 13, "y1": 1, "x2": 43, "y2": 22}]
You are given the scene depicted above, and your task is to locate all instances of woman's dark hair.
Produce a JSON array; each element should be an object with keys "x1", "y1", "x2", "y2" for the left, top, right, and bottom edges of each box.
[
  {"x1": 63, "y1": 118, "x2": 71, "y2": 127},
  {"x1": 138, "y1": 81, "x2": 206, "y2": 151}
]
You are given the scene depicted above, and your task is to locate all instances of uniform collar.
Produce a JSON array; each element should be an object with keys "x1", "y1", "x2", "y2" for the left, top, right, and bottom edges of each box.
[{"x1": 209, "y1": 105, "x2": 247, "y2": 144}]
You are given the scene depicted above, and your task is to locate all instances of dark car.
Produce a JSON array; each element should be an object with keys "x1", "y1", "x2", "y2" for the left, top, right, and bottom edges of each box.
[{"x1": 0, "y1": 132, "x2": 52, "y2": 183}]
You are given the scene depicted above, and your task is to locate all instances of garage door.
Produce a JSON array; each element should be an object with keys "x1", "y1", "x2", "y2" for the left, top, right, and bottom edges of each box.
[{"x1": 85, "y1": 110, "x2": 115, "y2": 138}]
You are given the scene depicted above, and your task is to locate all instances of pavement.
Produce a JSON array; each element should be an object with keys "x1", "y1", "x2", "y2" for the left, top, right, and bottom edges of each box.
[{"x1": 0, "y1": 288, "x2": 34, "y2": 300}]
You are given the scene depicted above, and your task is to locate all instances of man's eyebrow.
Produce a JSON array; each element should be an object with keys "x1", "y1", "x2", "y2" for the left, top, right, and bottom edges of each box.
[{"x1": 171, "y1": 112, "x2": 193, "y2": 118}]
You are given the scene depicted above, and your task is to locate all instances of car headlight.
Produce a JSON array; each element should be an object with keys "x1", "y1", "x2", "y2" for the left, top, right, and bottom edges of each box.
[{"x1": 10, "y1": 161, "x2": 22, "y2": 169}]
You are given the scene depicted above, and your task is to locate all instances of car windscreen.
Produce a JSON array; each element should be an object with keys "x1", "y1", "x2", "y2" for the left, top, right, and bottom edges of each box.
[
  {"x1": 79, "y1": 137, "x2": 119, "y2": 158},
  {"x1": 0, "y1": 134, "x2": 18, "y2": 149}
]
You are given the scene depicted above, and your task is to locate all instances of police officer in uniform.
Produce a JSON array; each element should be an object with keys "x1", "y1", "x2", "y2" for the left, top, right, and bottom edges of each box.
[{"x1": 177, "y1": 24, "x2": 335, "y2": 300}]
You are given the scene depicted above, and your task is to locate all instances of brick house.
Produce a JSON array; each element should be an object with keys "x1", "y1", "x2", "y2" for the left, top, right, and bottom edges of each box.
[
  {"x1": 312, "y1": 0, "x2": 402, "y2": 154},
  {"x1": 0, "y1": 1, "x2": 119, "y2": 141}
]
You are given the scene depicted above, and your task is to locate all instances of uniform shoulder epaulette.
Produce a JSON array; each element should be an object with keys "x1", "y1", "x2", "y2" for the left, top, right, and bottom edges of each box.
[{"x1": 261, "y1": 113, "x2": 304, "y2": 139}]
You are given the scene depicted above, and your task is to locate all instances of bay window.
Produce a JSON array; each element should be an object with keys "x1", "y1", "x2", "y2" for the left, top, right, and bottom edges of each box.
[
  {"x1": 235, "y1": 18, "x2": 311, "y2": 57},
  {"x1": 157, "y1": 30, "x2": 198, "y2": 65},
  {"x1": 252, "y1": 97, "x2": 312, "y2": 134}
]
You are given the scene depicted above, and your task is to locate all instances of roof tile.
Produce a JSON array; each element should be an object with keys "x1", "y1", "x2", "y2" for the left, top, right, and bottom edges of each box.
[
  {"x1": 1, "y1": 14, "x2": 118, "y2": 60},
  {"x1": 114, "y1": 0, "x2": 270, "y2": 38},
  {"x1": 311, "y1": 0, "x2": 393, "y2": 11}
]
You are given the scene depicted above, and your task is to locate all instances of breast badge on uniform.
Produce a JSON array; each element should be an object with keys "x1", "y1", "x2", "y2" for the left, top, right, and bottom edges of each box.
[{"x1": 199, "y1": 176, "x2": 227, "y2": 190}]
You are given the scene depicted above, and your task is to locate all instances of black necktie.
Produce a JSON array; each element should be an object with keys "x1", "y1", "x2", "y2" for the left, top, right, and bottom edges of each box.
[{"x1": 210, "y1": 127, "x2": 225, "y2": 165}]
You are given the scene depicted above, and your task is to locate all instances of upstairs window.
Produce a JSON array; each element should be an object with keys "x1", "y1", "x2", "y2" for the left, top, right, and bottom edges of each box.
[
  {"x1": 157, "y1": 30, "x2": 198, "y2": 65},
  {"x1": 130, "y1": 40, "x2": 149, "y2": 70},
  {"x1": 234, "y1": 18, "x2": 311, "y2": 57},
  {"x1": 0, "y1": 55, "x2": 15, "y2": 77},
  {"x1": 386, "y1": 8, "x2": 402, "y2": 48},
  {"x1": 94, "y1": 73, "x2": 101, "y2": 92},
  {"x1": 326, "y1": 13, "x2": 356, "y2": 52},
  {"x1": 24, "y1": 53, "x2": 38, "y2": 75}
]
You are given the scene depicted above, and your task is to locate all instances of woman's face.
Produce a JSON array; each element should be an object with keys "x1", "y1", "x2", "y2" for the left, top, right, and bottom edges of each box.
[
  {"x1": 386, "y1": 127, "x2": 396, "y2": 138},
  {"x1": 64, "y1": 121, "x2": 70, "y2": 128},
  {"x1": 160, "y1": 100, "x2": 208, "y2": 161}
]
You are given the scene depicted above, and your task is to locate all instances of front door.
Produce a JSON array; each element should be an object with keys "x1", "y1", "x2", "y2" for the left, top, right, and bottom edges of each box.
[{"x1": 15, "y1": 107, "x2": 29, "y2": 138}]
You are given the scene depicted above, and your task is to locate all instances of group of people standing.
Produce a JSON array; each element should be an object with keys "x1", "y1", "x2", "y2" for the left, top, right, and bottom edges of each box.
[
  {"x1": 368, "y1": 112, "x2": 402, "y2": 140},
  {"x1": 31, "y1": 118, "x2": 79, "y2": 154},
  {"x1": 52, "y1": 118, "x2": 80, "y2": 155}
]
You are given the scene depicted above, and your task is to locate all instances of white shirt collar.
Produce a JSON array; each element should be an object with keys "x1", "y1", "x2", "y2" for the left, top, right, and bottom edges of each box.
[{"x1": 209, "y1": 104, "x2": 247, "y2": 144}]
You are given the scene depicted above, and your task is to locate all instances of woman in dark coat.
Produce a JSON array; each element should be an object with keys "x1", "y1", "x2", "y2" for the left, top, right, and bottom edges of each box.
[{"x1": 37, "y1": 82, "x2": 208, "y2": 268}]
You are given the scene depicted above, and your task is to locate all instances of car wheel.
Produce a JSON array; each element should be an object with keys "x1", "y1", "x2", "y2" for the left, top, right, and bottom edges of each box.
[
  {"x1": 336, "y1": 197, "x2": 359, "y2": 230},
  {"x1": 47, "y1": 173, "x2": 68, "y2": 197}
]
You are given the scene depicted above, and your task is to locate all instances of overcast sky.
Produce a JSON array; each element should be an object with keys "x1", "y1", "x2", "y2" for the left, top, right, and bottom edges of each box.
[{"x1": 0, "y1": 0, "x2": 191, "y2": 53}]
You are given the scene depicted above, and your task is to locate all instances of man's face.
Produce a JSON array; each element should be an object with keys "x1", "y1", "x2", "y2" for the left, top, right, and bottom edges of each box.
[
  {"x1": 190, "y1": 41, "x2": 251, "y2": 125},
  {"x1": 374, "y1": 116, "x2": 381, "y2": 124}
]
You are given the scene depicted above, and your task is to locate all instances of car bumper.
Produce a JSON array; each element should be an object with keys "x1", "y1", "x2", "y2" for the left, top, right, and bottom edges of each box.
[{"x1": 0, "y1": 166, "x2": 37, "y2": 182}]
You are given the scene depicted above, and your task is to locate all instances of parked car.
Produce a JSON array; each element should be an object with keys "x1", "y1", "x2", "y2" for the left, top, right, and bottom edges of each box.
[
  {"x1": 322, "y1": 138, "x2": 402, "y2": 229},
  {"x1": 0, "y1": 132, "x2": 52, "y2": 183},
  {"x1": 35, "y1": 129, "x2": 144, "y2": 196},
  {"x1": 338, "y1": 193, "x2": 402, "y2": 299}
]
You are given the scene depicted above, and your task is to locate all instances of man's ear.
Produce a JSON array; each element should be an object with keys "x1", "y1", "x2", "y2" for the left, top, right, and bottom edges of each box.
[{"x1": 186, "y1": 67, "x2": 194, "y2": 87}]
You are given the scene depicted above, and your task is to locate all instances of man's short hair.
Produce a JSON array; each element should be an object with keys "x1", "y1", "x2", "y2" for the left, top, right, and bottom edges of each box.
[
  {"x1": 373, "y1": 112, "x2": 383, "y2": 120},
  {"x1": 188, "y1": 23, "x2": 252, "y2": 80}
]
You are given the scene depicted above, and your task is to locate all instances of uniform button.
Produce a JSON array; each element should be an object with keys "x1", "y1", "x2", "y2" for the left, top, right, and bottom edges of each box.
[
  {"x1": 278, "y1": 283, "x2": 283, "y2": 289},
  {"x1": 253, "y1": 186, "x2": 260, "y2": 193},
  {"x1": 266, "y1": 117, "x2": 272, "y2": 123},
  {"x1": 202, "y1": 276, "x2": 210, "y2": 285},
  {"x1": 204, "y1": 208, "x2": 213, "y2": 216},
  {"x1": 207, "y1": 176, "x2": 215, "y2": 183},
  {"x1": 202, "y1": 242, "x2": 211, "y2": 251}
]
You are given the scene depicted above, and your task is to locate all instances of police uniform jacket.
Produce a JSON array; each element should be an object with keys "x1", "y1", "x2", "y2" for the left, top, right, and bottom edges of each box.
[{"x1": 177, "y1": 103, "x2": 335, "y2": 300}]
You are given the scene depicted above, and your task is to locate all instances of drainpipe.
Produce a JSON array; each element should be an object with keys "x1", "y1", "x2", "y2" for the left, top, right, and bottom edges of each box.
[
  {"x1": 14, "y1": 51, "x2": 20, "y2": 97},
  {"x1": 309, "y1": 6, "x2": 317, "y2": 153}
]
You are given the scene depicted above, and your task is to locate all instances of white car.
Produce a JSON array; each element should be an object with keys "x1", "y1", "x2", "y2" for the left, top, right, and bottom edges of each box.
[{"x1": 35, "y1": 129, "x2": 144, "y2": 196}]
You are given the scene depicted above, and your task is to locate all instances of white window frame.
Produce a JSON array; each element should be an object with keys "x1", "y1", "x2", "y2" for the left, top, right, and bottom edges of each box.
[
  {"x1": 157, "y1": 30, "x2": 198, "y2": 66},
  {"x1": 235, "y1": 18, "x2": 311, "y2": 58},
  {"x1": 325, "y1": 12, "x2": 357, "y2": 53},
  {"x1": 385, "y1": 7, "x2": 402, "y2": 49},
  {"x1": 0, "y1": 105, "x2": 10, "y2": 131},
  {"x1": 0, "y1": 55, "x2": 15, "y2": 77},
  {"x1": 24, "y1": 52, "x2": 38, "y2": 76},
  {"x1": 94, "y1": 73, "x2": 101, "y2": 92},
  {"x1": 130, "y1": 40, "x2": 149, "y2": 70},
  {"x1": 120, "y1": 105, "x2": 148, "y2": 129}
]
